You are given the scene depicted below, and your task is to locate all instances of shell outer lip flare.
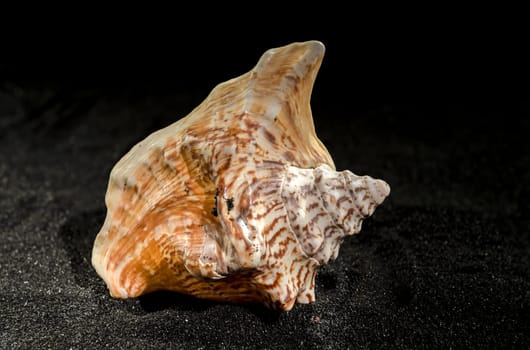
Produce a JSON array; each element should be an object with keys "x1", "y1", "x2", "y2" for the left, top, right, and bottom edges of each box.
[{"x1": 91, "y1": 40, "x2": 390, "y2": 312}]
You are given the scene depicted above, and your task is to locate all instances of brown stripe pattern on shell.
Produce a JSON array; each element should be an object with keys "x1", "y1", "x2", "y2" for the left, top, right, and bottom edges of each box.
[{"x1": 91, "y1": 41, "x2": 390, "y2": 311}]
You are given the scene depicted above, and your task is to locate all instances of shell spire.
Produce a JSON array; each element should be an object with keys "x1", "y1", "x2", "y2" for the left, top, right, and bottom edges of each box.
[{"x1": 92, "y1": 41, "x2": 390, "y2": 311}]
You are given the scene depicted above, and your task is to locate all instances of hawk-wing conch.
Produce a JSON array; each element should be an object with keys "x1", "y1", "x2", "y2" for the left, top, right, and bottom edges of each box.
[{"x1": 91, "y1": 40, "x2": 390, "y2": 311}]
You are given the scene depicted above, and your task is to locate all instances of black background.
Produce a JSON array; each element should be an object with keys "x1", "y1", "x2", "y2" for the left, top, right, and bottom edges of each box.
[{"x1": 1, "y1": 13, "x2": 529, "y2": 349}]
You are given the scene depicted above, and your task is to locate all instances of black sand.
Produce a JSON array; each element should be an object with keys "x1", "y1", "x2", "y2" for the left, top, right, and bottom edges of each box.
[{"x1": 1, "y1": 38, "x2": 529, "y2": 349}]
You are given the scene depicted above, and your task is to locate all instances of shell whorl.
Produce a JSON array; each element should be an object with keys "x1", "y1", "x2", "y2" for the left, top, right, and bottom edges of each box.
[
  {"x1": 281, "y1": 164, "x2": 390, "y2": 264},
  {"x1": 91, "y1": 41, "x2": 390, "y2": 311}
]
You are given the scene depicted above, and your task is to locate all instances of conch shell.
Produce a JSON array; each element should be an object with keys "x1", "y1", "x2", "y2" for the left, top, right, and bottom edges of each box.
[{"x1": 92, "y1": 41, "x2": 390, "y2": 311}]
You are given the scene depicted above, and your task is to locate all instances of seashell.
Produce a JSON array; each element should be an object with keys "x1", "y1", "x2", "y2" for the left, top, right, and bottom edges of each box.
[{"x1": 91, "y1": 40, "x2": 390, "y2": 311}]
